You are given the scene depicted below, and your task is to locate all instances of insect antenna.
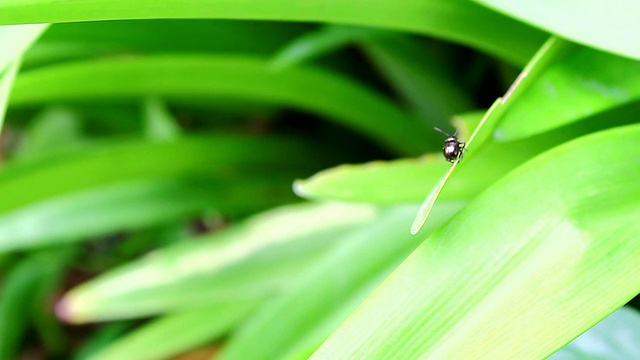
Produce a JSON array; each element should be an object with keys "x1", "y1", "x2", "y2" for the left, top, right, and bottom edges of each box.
[{"x1": 434, "y1": 127, "x2": 451, "y2": 136}]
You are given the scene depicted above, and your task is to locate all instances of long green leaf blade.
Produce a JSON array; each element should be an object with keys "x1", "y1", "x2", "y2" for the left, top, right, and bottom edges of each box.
[
  {"x1": 86, "y1": 302, "x2": 258, "y2": 360},
  {"x1": 0, "y1": 24, "x2": 47, "y2": 71},
  {"x1": 10, "y1": 55, "x2": 430, "y2": 155},
  {"x1": 496, "y1": 44, "x2": 640, "y2": 141},
  {"x1": 0, "y1": 0, "x2": 547, "y2": 65},
  {"x1": 0, "y1": 135, "x2": 315, "y2": 215},
  {"x1": 313, "y1": 123, "x2": 640, "y2": 359},
  {"x1": 59, "y1": 203, "x2": 378, "y2": 322},
  {"x1": 219, "y1": 203, "x2": 464, "y2": 360},
  {"x1": 470, "y1": 0, "x2": 640, "y2": 60}
]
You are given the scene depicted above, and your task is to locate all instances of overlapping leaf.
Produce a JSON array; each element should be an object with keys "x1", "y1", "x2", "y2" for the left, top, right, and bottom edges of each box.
[
  {"x1": 471, "y1": 0, "x2": 640, "y2": 60},
  {"x1": 0, "y1": 0, "x2": 547, "y2": 65},
  {"x1": 10, "y1": 55, "x2": 429, "y2": 155},
  {"x1": 59, "y1": 202, "x2": 379, "y2": 322},
  {"x1": 313, "y1": 123, "x2": 640, "y2": 359}
]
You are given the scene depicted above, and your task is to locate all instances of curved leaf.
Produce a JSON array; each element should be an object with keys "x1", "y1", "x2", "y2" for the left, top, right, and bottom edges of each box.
[
  {"x1": 86, "y1": 302, "x2": 258, "y2": 360},
  {"x1": 10, "y1": 55, "x2": 431, "y2": 155},
  {"x1": 362, "y1": 34, "x2": 474, "y2": 127},
  {"x1": 25, "y1": 20, "x2": 307, "y2": 68},
  {"x1": 0, "y1": 24, "x2": 47, "y2": 71},
  {"x1": 471, "y1": 0, "x2": 640, "y2": 60},
  {"x1": 0, "y1": 62, "x2": 19, "y2": 132},
  {"x1": 0, "y1": 134, "x2": 316, "y2": 215},
  {"x1": 0, "y1": 177, "x2": 295, "y2": 252},
  {"x1": 0, "y1": 0, "x2": 547, "y2": 65},
  {"x1": 0, "y1": 250, "x2": 74, "y2": 359},
  {"x1": 270, "y1": 24, "x2": 390, "y2": 70},
  {"x1": 59, "y1": 203, "x2": 378, "y2": 322},
  {"x1": 313, "y1": 123, "x2": 640, "y2": 359},
  {"x1": 219, "y1": 203, "x2": 464, "y2": 360},
  {"x1": 496, "y1": 44, "x2": 640, "y2": 141},
  {"x1": 13, "y1": 106, "x2": 84, "y2": 160}
]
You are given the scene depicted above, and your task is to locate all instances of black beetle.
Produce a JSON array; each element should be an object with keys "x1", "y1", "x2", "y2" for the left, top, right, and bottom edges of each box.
[{"x1": 435, "y1": 127, "x2": 465, "y2": 163}]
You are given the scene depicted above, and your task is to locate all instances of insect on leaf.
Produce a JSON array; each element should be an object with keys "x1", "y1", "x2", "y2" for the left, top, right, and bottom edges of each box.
[
  {"x1": 410, "y1": 37, "x2": 566, "y2": 235},
  {"x1": 410, "y1": 98, "x2": 501, "y2": 235}
]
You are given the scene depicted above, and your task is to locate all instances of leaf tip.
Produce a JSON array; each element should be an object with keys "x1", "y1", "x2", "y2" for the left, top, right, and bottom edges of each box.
[
  {"x1": 55, "y1": 296, "x2": 74, "y2": 323},
  {"x1": 292, "y1": 179, "x2": 307, "y2": 198},
  {"x1": 410, "y1": 216, "x2": 424, "y2": 235}
]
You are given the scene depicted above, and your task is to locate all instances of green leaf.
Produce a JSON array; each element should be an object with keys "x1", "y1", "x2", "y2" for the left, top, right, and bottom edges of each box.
[
  {"x1": 470, "y1": 0, "x2": 640, "y2": 60},
  {"x1": 312, "y1": 123, "x2": 640, "y2": 359},
  {"x1": 0, "y1": 177, "x2": 296, "y2": 252},
  {"x1": 0, "y1": 258, "x2": 42, "y2": 359},
  {"x1": 0, "y1": 250, "x2": 73, "y2": 360},
  {"x1": 0, "y1": 23, "x2": 44, "y2": 131},
  {"x1": 25, "y1": 20, "x2": 307, "y2": 68},
  {"x1": 86, "y1": 302, "x2": 258, "y2": 360},
  {"x1": 496, "y1": 43, "x2": 640, "y2": 141},
  {"x1": 361, "y1": 34, "x2": 474, "y2": 127},
  {"x1": 142, "y1": 97, "x2": 181, "y2": 141},
  {"x1": 0, "y1": 0, "x2": 547, "y2": 65},
  {"x1": 270, "y1": 24, "x2": 390, "y2": 70},
  {"x1": 29, "y1": 248, "x2": 78, "y2": 356},
  {"x1": 550, "y1": 307, "x2": 640, "y2": 360},
  {"x1": 13, "y1": 106, "x2": 84, "y2": 160},
  {"x1": 59, "y1": 202, "x2": 379, "y2": 322},
  {"x1": 73, "y1": 323, "x2": 133, "y2": 360},
  {"x1": 0, "y1": 134, "x2": 316, "y2": 215},
  {"x1": 0, "y1": 62, "x2": 19, "y2": 133},
  {"x1": 293, "y1": 110, "x2": 535, "y2": 204},
  {"x1": 409, "y1": 36, "x2": 573, "y2": 234},
  {"x1": 219, "y1": 202, "x2": 464, "y2": 360},
  {"x1": 10, "y1": 55, "x2": 430, "y2": 155},
  {"x1": 0, "y1": 24, "x2": 47, "y2": 71}
]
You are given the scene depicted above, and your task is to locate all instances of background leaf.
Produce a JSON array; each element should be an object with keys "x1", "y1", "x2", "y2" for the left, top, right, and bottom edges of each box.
[
  {"x1": 470, "y1": 0, "x2": 640, "y2": 60},
  {"x1": 0, "y1": 0, "x2": 547, "y2": 65},
  {"x1": 495, "y1": 44, "x2": 640, "y2": 140},
  {"x1": 59, "y1": 202, "x2": 379, "y2": 322},
  {"x1": 550, "y1": 307, "x2": 640, "y2": 360},
  {"x1": 219, "y1": 202, "x2": 464, "y2": 360},
  {"x1": 10, "y1": 55, "x2": 430, "y2": 155}
]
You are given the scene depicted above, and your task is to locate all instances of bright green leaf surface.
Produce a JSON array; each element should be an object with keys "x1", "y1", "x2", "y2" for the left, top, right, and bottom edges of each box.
[
  {"x1": 0, "y1": 134, "x2": 316, "y2": 215},
  {"x1": 470, "y1": 0, "x2": 640, "y2": 60},
  {"x1": 295, "y1": 109, "x2": 586, "y2": 204},
  {"x1": 550, "y1": 307, "x2": 640, "y2": 360},
  {"x1": 60, "y1": 203, "x2": 378, "y2": 322},
  {"x1": 219, "y1": 203, "x2": 464, "y2": 360},
  {"x1": 0, "y1": 24, "x2": 47, "y2": 71},
  {"x1": 73, "y1": 323, "x2": 132, "y2": 360},
  {"x1": 0, "y1": 62, "x2": 19, "y2": 132},
  {"x1": 0, "y1": 0, "x2": 547, "y2": 65},
  {"x1": 87, "y1": 302, "x2": 258, "y2": 360},
  {"x1": 0, "y1": 177, "x2": 295, "y2": 252},
  {"x1": 312, "y1": 124, "x2": 640, "y2": 359},
  {"x1": 10, "y1": 55, "x2": 430, "y2": 155},
  {"x1": 25, "y1": 20, "x2": 307, "y2": 68},
  {"x1": 495, "y1": 44, "x2": 640, "y2": 141}
]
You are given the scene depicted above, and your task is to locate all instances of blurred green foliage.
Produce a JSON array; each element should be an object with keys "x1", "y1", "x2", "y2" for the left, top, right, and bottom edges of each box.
[{"x1": 0, "y1": 1, "x2": 639, "y2": 359}]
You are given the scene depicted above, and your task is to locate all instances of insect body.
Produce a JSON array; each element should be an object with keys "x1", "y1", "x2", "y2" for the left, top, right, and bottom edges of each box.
[
  {"x1": 443, "y1": 136, "x2": 465, "y2": 163},
  {"x1": 435, "y1": 127, "x2": 465, "y2": 163},
  {"x1": 412, "y1": 99, "x2": 502, "y2": 235}
]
